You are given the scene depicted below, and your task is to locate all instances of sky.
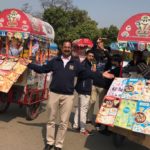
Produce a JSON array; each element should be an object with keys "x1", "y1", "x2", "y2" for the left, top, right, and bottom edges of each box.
[{"x1": 0, "y1": 0, "x2": 149, "y2": 28}]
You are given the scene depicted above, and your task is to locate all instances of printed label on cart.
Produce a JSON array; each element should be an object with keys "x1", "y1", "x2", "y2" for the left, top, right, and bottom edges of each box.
[
  {"x1": 96, "y1": 96, "x2": 121, "y2": 126},
  {"x1": 132, "y1": 101, "x2": 150, "y2": 135},
  {"x1": 107, "y1": 78, "x2": 127, "y2": 97},
  {"x1": 121, "y1": 78, "x2": 145, "y2": 101},
  {"x1": 114, "y1": 99, "x2": 137, "y2": 130}
]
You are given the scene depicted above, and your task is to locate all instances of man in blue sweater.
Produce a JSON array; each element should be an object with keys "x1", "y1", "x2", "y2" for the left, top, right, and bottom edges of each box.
[
  {"x1": 28, "y1": 41, "x2": 95, "y2": 150},
  {"x1": 28, "y1": 41, "x2": 114, "y2": 149}
]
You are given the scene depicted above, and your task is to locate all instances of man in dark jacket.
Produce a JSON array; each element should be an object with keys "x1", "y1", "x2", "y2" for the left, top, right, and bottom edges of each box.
[
  {"x1": 28, "y1": 41, "x2": 94, "y2": 150},
  {"x1": 93, "y1": 37, "x2": 111, "y2": 72},
  {"x1": 73, "y1": 50, "x2": 95, "y2": 135},
  {"x1": 90, "y1": 54, "x2": 122, "y2": 134},
  {"x1": 87, "y1": 37, "x2": 112, "y2": 124},
  {"x1": 28, "y1": 41, "x2": 114, "y2": 148},
  {"x1": 104, "y1": 54, "x2": 122, "y2": 89}
]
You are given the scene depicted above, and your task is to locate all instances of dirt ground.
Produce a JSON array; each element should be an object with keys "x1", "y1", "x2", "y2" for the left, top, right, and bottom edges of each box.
[{"x1": 0, "y1": 101, "x2": 149, "y2": 150}]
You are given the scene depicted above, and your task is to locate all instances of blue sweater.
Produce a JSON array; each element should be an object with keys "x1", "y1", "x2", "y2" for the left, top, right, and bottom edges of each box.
[{"x1": 28, "y1": 56, "x2": 93, "y2": 95}]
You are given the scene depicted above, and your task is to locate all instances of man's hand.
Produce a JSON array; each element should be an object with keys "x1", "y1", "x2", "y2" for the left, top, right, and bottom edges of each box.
[
  {"x1": 91, "y1": 65, "x2": 96, "y2": 72},
  {"x1": 103, "y1": 71, "x2": 115, "y2": 79}
]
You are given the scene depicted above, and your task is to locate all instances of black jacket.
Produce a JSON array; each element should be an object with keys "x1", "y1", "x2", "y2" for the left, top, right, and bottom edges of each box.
[
  {"x1": 104, "y1": 67, "x2": 121, "y2": 89},
  {"x1": 93, "y1": 48, "x2": 111, "y2": 73},
  {"x1": 93, "y1": 67, "x2": 121, "y2": 89},
  {"x1": 28, "y1": 56, "x2": 93, "y2": 95},
  {"x1": 75, "y1": 59, "x2": 93, "y2": 95}
]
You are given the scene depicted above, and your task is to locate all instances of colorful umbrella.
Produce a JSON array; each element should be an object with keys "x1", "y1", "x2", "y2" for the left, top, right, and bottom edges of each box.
[{"x1": 72, "y1": 38, "x2": 93, "y2": 48}]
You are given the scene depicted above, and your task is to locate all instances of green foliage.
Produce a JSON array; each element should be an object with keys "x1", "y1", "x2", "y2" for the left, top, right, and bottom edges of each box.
[
  {"x1": 21, "y1": 3, "x2": 32, "y2": 14},
  {"x1": 101, "y1": 25, "x2": 119, "y2": 47},
  {"x1": 43, "y1": 7, "x2": 101, "y2": 44},
  {"x1": 40, "y1": 0, "x2": 74, "y2": 11},
  {"x1": 28, "y1": 1, "x2": 119, "y2": 46}
]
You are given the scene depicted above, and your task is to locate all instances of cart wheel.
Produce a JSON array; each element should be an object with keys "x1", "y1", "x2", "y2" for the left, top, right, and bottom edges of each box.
[
  {"x1": 0, "y1": 100, "x2": 10, "y2": 113},
  {"x1": 112, "y1": 133, "x2": 125, "y2": 148},
  {"x1": 26, "y1": 103, "x2": 41, "y2": 120}
]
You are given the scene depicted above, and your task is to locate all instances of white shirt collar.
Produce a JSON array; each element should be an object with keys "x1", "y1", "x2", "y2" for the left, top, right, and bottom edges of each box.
[
  {"x1": 61, "y1": 55, "x2": 71, "y2": 60},
  {"x1": 61, "y1": 55, "x2": 71, "y2": 67}
]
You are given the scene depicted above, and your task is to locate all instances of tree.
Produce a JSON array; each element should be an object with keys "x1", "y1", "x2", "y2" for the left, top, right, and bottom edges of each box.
[
  {"x1": 40, "y1": 0, "x2": 74, "y2": 11},
  {"x1": 108, "y1": 25, "x2": 119, "y2": 42},
  {"x1": 43, "y1": 7, "x2": 100, "y2": 44},
  {"x1": 75, "y1": 20, "x2": 100, "y2": 39},
  {"x1": 40, "y1": 0, "x2": 59, "y2": 9},
  {"x1": 21, "y1": 1, "x2": 119, "y2": 47},
  {"x1": 58, "y1": 0, "x2": 74, "y2": 11},
  {"x1": 101, "y1": 25, "x2": 119, "y2": 47},
  {"x1": 21, "y1": 3, "x2": 32, "y2": 14}
]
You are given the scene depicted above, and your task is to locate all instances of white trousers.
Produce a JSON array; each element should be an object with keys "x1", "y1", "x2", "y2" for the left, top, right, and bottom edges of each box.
[{"x1": 73, "y1": 94, "x2": 90, "y2": 131}]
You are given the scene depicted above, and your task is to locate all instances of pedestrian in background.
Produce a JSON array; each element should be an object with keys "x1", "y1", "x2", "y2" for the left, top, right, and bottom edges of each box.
[{"x1": 73, "y1": 50, "x2": 95, "y2": 136}]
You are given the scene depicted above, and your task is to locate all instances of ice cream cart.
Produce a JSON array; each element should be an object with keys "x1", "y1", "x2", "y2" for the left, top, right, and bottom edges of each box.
[
  {"x1": 96, "y1": 13, "x2": 150, "y2": 149},
  {"x1": 0, "y1": 8, "x2": 55, "y2": 120}
]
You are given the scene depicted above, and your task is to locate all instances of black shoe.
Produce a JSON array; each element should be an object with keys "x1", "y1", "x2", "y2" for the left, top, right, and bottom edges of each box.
[
  {"x1": 44, "y1": 144, "x2": 53, "y2": 150},
  {"x1": 54, "y1": 146, "x2": 62, "y2": 150}
]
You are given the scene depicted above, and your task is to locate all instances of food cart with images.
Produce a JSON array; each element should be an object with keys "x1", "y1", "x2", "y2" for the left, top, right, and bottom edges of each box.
[
  {"x1": 96, "y1": 13, "x2": 150, "y2": 149},
  {"x1": 0, "y1": 8, "x2": 55, "y2": 120}
]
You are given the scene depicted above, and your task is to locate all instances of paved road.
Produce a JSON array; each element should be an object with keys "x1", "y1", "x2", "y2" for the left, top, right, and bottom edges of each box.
[{"x1": 0, "y1": 102, "x2": 149, "y2": 150}]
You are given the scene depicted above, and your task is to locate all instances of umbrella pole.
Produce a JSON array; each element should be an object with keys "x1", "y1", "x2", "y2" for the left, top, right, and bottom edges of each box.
[
  {"x1": 119, "y1": 48, "x2": 126, "y2": 77},
  {"x1": 29, "y1": 40, "x2": 32, "y2": 58}
]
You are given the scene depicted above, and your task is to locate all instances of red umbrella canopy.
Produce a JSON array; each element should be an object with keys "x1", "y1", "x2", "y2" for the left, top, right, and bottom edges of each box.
[
  {"x1": 72, "y1": 38, "x2": 93, "y2": 48},
  {"x1": 118, "y1": 13, "x2": 150, "y2": 43}
]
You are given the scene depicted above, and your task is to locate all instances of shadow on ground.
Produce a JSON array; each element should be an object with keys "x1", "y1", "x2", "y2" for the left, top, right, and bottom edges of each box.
[{"x1": 0, "y1": 102, "x2": 46, "y2": 122}]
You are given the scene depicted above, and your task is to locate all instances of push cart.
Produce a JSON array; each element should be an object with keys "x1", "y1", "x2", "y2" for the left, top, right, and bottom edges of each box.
[
  {"x1": 0, "y1": 8, "x2": 55, "y2": 120},
  {"x1": 106, "y1": 13, "x2": 150, "y2": 149}
]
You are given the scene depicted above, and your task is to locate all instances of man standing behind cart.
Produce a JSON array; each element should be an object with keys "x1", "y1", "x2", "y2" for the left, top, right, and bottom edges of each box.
[
  {"x1": 27, "y1": 41, "x2": 97, "y2": 150},
  {"x1": 87, "y1": 37, "x2": 111, "y2": 128}
]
